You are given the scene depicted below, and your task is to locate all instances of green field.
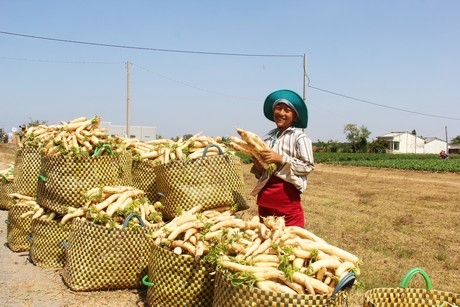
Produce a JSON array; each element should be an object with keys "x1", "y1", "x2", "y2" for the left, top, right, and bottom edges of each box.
[{"x1": 313, "y1": 153, "x2": 460, "y2": 172}]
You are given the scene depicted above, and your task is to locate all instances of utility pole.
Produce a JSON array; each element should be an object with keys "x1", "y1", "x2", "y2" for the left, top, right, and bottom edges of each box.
[
  {"x1": 303, "y1": 53, "x2": 307, "y2": 101},
  {"x1": 126, "y1": 61, "x2": 131, "y2": 138},
  {"x1": 445, "y1": 126, "x2": 448, "y2": 153}
]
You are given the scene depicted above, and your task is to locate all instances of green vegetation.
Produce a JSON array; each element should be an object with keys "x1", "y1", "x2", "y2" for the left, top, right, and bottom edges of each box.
[
  {"x1": 234, "y1": 149, "x2": 460, "y2": 172},
  {"x1": 314, "y1": 152, "x2": 460, "y2": 172}
]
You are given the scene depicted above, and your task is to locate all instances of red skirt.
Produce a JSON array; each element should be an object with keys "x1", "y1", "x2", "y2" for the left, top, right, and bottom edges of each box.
[{"x1": 257, "y1": 176, "x2": 305, "y2": 228}]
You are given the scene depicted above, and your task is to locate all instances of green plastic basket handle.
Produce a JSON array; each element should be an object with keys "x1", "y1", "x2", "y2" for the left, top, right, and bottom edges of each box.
[
  {"x1": 122, "y1": 213, "x2": 145, "y2": 228},
  {"x1": 399, "y1": 267, "x2": 433, "y2": 290},
  {"x1": 142, "y1": 275, "x2": 153, "y2": 287},
  {"x1": 331, "y1": 272, "x2": 356, "y2": 298},
  {"x1": 38, "y1": 174, "x2": 47, "y2": 182},
  {"x1": 202, "y1": 143, "x2": 223, "y2": 158}
]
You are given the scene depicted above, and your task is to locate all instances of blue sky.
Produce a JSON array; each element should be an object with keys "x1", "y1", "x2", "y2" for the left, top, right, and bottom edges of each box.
[{"x1": 1, "y1": 1, "x2": 459, "y2": 142}]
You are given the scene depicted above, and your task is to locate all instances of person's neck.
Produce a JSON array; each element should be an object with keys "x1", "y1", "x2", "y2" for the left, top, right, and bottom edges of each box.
[{"x1": 277, "y1": 127, "x2": 288, "y2": 135}]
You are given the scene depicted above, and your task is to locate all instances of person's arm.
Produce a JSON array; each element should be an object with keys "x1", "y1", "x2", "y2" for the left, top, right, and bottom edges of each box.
[{"x1": 279, "y1": 135, "x2": 314, "y2": 176}]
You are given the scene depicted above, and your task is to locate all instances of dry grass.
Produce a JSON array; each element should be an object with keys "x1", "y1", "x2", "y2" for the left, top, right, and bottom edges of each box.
[{"x1": 239, "y1": 163, "x2": 460, "y2": 305}]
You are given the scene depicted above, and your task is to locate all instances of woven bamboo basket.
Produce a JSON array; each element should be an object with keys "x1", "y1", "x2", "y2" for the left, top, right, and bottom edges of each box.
[
  {"x1": 13, "y1": 145, "x2": 41, "y2": 197},
  {"x1": 154, "y1": 144, "x2": 248, "y2": 221},
  {"x1": 29, "y1": 218, "x2": 71, "y2": 268},
  {"x1": 36, "y1": 151, "x2": 132, "y2": 215},
  {"x1": 0, "y1": 178, "x2": 15, "y2": 210},
  {"x1": 363, "y1": 268, "x2": 460, "y2": 306},
  {"x1": 61, "y1": 214, "x2": 158, "y2": 291},
  {"x1": 212, "y1": 270, "x2": 352, "y2": 307},
  {"x1": 5, "y1": 203, "x2": 33, "y2": 252},
  {"x1": 131, "y1": 159, "x2": 157, "y2": 204},
  {"x1": 143, "y1": 244, "x2": 215, "y2": 307}
]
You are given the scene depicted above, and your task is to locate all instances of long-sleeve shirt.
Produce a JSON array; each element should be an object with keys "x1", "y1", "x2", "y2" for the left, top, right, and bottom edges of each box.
[{"x1": 251, "y1": 127, "x2": 315, "y2": 196}]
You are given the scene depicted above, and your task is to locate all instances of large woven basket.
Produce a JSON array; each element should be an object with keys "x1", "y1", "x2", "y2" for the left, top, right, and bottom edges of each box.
[
  {"x1": 5, "y1": 203, "x2": 33, "y2": 252},
  {"x1": 13, "y1": 146, "x2": 41, "y2": 197},
  {"x1": 131, "y1": 159, "x2": 157, "y2": 204},
  {"x1": 36, "y1": 151, "x2": 132, "y2": 215},
  {"x1": 61, "y1": 214, "x2": 158, "y2": 291},
  {"x1": 212, "y1": 270, "x2": 349, "y2": 307},
  {"x1": 143, "y1": 244, "x2": 215, "y2": 307},
  {"x1": 154, "y1": 144, "x2": 248, "y2": 221},
  {"x1": 29, "y1": 218, "x2": 71, "y2": 268},
  {"x1": 0, "y1": 178, "x2": 15, "y2": 210},
  {"x1": 363, "y1": 268, "x2": 460, "y2": 306}
]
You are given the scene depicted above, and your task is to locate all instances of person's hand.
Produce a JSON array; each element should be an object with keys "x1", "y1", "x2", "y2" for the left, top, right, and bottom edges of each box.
[
  {"x1": 259, "y1": 149, "x2": 283, "y2": 164},
  {"x1": 250, "y1": 159, "x2": 264, "y2": 178},
  {"x1": 252, "y1": 158, "x2": 264, "y2": 171}
]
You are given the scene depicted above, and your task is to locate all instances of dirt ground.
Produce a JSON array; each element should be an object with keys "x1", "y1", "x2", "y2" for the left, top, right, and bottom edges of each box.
[{"x1": 1, "y1": 155, "x2": 459, "y2": 306}]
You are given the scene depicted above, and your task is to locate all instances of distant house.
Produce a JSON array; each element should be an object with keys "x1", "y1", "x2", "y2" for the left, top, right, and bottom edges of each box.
[
  {"x1": 99, "y1": 122, "x2": 157, "y2": 142},
  {"x1": 448, "y1": 145, "x2": 460, "y2": 154},
  {"x1": 424, "y1": 137, "x2": 448, "y2": 154},
  {"x1": 376, "y1": 132, "x2": 447, "y2": 154}
]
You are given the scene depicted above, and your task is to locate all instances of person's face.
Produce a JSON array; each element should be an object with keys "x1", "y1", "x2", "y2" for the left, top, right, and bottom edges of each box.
[{"x1": 273, "y1": 103, "x2": 296, "y2": 131}]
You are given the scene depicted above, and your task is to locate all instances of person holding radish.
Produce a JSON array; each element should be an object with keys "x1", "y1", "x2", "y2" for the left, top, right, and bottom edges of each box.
[{"x1": 250, "y1": 89, "x2": 315, "y2": 228}]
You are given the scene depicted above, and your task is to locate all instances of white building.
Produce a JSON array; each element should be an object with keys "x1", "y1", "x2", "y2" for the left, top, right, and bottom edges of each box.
[
  {"x1": 377, "y1": 132, "x2": 447, "y2": 154},
  {"x1": 100, "y1": 122, "x2": 157, "y2": 142},
  {"x1": 424, "y1": 137, "x2": 448, "y2": 154}
]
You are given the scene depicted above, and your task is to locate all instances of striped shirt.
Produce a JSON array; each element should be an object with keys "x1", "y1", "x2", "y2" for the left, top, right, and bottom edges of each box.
[{"x1": 256, "y1": 127, "x2": 314, "y2": 194}]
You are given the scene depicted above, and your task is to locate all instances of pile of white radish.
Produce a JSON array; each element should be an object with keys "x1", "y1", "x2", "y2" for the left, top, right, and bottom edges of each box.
[
  {"x1": 8, "y1": 193, "x2": 40, "y2": 218},
  {"x1": 18, "y1": 186, "x2": 164, "y2": 229},
  {"x1": 1, "y1": 163, "x2": 14, "y2": 181},
  {"x1": 229, "y1": 128, "x2": 276, "y2": 174},
  {"x1": 20, "y1": 115, "x2": 124, "y2": 157},
  {"x1": 117, "y1": 133, "x2": 233, "y2": 165},
  {"x1": 151, "y1": 205, "x2": 361, "y2": 295}
]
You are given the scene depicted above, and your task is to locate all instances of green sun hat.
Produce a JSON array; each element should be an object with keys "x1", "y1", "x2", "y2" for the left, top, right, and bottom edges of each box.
[{"x1": 263, "y1": 89, "x2": 308, "y2": 128}]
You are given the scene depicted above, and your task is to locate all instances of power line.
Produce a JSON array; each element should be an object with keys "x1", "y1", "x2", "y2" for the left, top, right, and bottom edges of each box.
[
  {"x1": 1, "y1": 31, "x2": 457, "y2": 121},
  {"x1": 0, "y1": 56, "x2": 122, "y2": 65},
  {"x1": 0, "y1": 30, "x2": 303, "y2": 58},
  {"x1": 309, "y1": 85, "x2": 460, "y2": 121}
]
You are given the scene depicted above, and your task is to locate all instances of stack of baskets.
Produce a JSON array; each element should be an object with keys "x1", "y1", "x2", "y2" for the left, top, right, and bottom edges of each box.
[{"x1": 5, "y1": 144, "x2": 41, "y2": 252}]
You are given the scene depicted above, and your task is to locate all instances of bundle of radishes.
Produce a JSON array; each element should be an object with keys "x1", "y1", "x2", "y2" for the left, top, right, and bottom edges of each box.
[{"x1": 151, "y1": 206, "x2": 361, "y2": 295}]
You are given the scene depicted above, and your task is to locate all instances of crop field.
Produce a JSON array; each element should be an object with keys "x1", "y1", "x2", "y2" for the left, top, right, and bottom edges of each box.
[{"x1": 314, "y1": 152, "x2": 460, "y2": 172}]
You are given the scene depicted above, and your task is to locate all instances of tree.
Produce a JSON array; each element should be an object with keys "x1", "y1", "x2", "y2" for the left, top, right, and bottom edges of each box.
[
  {"x1": 343, "y1": 124, "x2": 371, "y2": 153},
  {"x1": 450, "y1": 135, "x2": 460, "y2": 144},
  {"x1": 368, "y1": 139, "x2": 388, "y2": 153}
]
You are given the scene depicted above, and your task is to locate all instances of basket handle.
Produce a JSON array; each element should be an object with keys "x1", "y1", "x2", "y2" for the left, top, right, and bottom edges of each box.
[
  {"x1": 122, "y1": 213, "x2": 145, "y2": 228},
  {"x1": 331, "y1": 272, "x2": 356, "y2": 298},
  {"x1": 142, "y1": 275, "x2": 153, "y2": 287},
  {"x1": 399, "y1": 267, "x2": 433, "y2": 290},
  {"x1": 202, "y1": 143, "x2": 223, "y2": 158}
]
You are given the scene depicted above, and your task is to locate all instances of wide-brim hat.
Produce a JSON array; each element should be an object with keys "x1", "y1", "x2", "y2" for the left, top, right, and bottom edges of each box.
[{"x1": 263, "y1": 89, "x2": 308, "y2": 128}]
